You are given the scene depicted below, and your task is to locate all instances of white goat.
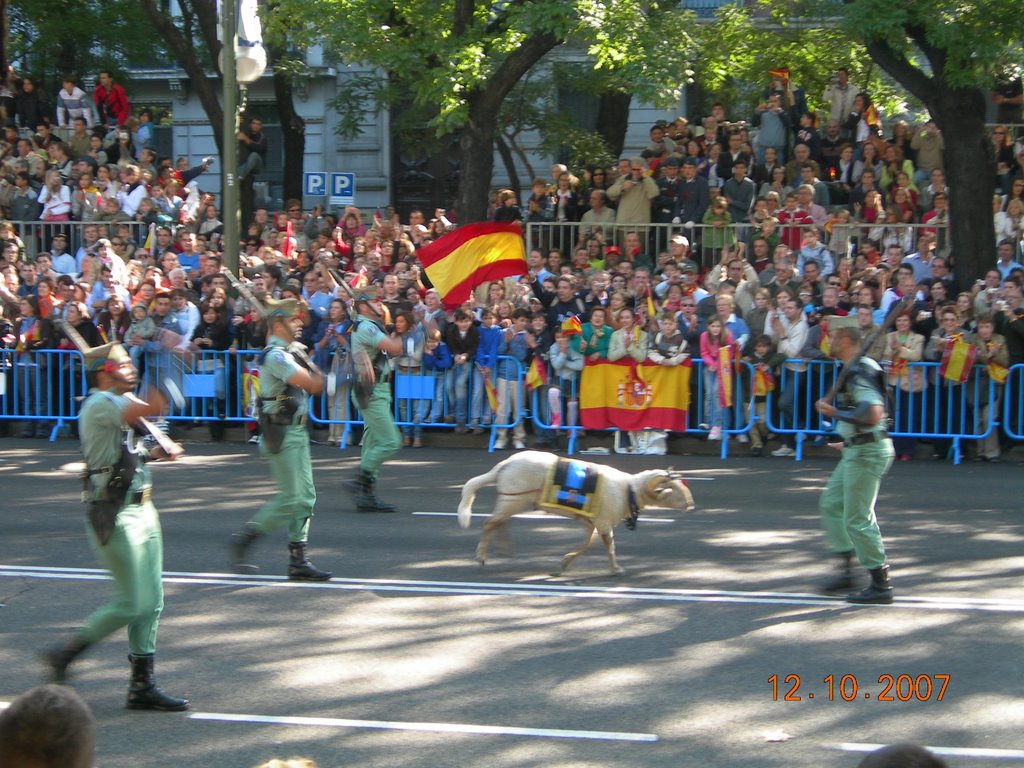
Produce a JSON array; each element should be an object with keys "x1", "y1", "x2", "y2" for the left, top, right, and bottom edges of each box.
[{"x1": 458, "y1": 451, "x2": 695, "y2": 575}]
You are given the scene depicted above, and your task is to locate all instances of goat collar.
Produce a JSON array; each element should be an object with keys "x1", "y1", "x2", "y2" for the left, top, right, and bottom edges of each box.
[{"x1": 625, "y1": 487, "x2": 639, "y2": 530}]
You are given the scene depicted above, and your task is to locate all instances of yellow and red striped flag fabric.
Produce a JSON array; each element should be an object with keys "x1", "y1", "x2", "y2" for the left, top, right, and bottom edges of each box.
[
  {"x1": 579, "y1": 359, "x2": 691, "y2": 431},
  {"x1": 818, "y1": 319, "x2": 831, "y2": 357},
  {"x1": 417, "y1": 222, "x2": 527, "y2": 310},
  {"x1": 939, "y1": 336, "x2": 976, "y2": 384},
  {"x1": 483, "y1": 375, "x2": 499, "y2": 412},
  {"x1": 988, "y1": 361, "x2": 1009, "y2": 384},
  {"x1": 561, "y1": 315, "x2": 582, "y2": 336},
  {"x1": 525, "y1": 356, "x2": 547, "y2": 390},
  {"x1": 752, "y1": 367, "x2": 775, "y2": 397},
  {"x1": 717, "y1": 344, "x2": 735, "y2": 408}
]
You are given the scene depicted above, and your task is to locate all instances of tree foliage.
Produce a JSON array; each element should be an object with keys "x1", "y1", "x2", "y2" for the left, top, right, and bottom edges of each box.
[
  {"x1": 274, "y1": 0, "x2": 695, "y2": 220},
  {"x1": 8, "y1": 0, "x2": 165, "y2": 88}
]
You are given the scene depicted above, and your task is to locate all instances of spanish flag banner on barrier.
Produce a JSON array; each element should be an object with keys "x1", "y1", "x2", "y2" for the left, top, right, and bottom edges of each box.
[
  {"x1": 579, "y1": 359, "x2": 691, "y2": 431},
  {"x1": 526, "y1": 356, "x2": 547, "y2": 390},
  {"x1": 717, "y1": 344, "x2": 735, "y2": 408},
  {"x1": 417, "y1": 222, "x2": 527, "y2": 309},
  {"x1": 483, "y1": 375, "x2": 499, "y2": 412},
  {"x1": 939, "y1": 336, "x2": 976, "y2": 384},
  {"x1": 988, "y1": 361, "x2": 1009, "y2": 384},
  {"x1": 752, "y1": 367, "x2": 775, "y2": 397}
]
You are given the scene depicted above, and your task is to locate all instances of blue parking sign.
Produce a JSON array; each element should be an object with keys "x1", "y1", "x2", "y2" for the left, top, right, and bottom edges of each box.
[
  {"x1": 303, "y1": 172, "x2": 327, "y2": 197},
  {"x1": 329, "y1": 172, "x2": 356, "y2": 207}
]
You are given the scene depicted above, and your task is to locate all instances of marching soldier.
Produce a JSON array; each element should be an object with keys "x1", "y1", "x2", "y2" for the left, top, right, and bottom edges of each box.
[
  {"x1": 41, "y1": 342, "x2": 189, "y2": 711},
  {"x1": 345, "y1": 290, "x2": 403, "y2": 512},
  {"x1": 230, "y1": 298, "x2": 332, "y2": 581},
  {"x1": 815, "y1": 325, "x2": 896, "y2": 604}
]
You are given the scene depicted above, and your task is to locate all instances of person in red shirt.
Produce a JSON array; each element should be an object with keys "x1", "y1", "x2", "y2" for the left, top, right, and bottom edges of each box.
[{"x1": 93, "y1": 70, "x2": 130, "y2": 128}]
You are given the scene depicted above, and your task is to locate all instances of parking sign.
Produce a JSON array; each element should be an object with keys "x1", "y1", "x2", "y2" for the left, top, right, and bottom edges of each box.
[
  {"x1": 303, "y1": 172, "x2": 327, "y2": 197},
  {"x1": 329, "y1": 172, "x2": 356, "y2": 207}
]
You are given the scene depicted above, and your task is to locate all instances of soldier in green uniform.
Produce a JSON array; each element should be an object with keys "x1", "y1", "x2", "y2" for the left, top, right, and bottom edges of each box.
[
  {"x1": 230, "y1": 298, "x2": 332, "y2": 581},
  {"x1": 345, "y1": 290, "x2": 403, "y2": 512},
  {"x1": 815, "y1": 325, "x2": 896, "y2": 604},
  {"x1": 41, "y1": 342, "x2": 189, "y2": 711}
]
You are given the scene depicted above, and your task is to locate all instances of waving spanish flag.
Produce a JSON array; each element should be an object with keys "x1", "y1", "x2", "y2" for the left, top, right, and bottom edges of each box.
[
  {"x1": 483, "y1": 375, "x2": 499, "y2": 412},
  {"x1": 939, "y1": 335, "x2": 976, "y2": 384},
  {"x1": 752, "y1": 366, "x2": 775, "y2": 397},
  {"x1": 717, "y1": 344, "x2": 735, "y2": 408},
  {"x1": 525, "y1": 355, "x2": 547, "y2": 390},
  {"x1": 561, "y1": 315, "x2": 582, "y2": 336},
  {"x1": 418, "y1": 222, "x2": 527, "y2": 310}
]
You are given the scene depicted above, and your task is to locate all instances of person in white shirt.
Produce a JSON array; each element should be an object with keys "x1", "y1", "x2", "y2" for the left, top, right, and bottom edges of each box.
[{"x1": 767, "y1": 294, "x2": 809, "y2": 456}]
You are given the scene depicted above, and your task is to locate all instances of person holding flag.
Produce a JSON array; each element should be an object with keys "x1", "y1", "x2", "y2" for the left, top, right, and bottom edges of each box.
[
  {"x1": 493, "y1": 308, "x2": 535, "y2": 450},
  {"x1": 925, "y1": 306, "x2": 975, "y2": 461},
  {"x1": 969, "y1": 314, "x2": 1009, "y2": 462},
  {"x1": 699, "y1": 316, "x2": 739, "y2": 441}
]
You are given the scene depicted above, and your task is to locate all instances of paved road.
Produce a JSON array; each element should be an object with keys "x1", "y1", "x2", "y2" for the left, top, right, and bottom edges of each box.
[{"x1": 1, "y1": 439, "x2": 1022, "y2": 768}]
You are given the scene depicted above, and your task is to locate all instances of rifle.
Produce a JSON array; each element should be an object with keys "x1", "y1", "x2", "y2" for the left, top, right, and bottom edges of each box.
[
  {"x1": 60, "y1": 319, "x2": 183, "y2": 460},
  {"x1": 821, "y1": 296, "x2": 912, "y2": 403},
  {"x1": 222, "y1": 269, "x2": 324, "y2": 375}
]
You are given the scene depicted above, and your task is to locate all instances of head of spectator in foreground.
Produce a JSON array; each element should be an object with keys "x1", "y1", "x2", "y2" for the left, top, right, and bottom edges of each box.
[
  {"x1": 856, "y1": 742, "x2": 948, "y2": 768},
  {"x1": 0, "y1": 684, "x2": 96, "y2": 768}
]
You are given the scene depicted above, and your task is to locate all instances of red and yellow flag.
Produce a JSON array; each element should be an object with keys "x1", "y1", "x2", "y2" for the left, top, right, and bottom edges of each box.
[
  {"x1": 818, "y1": 319, "x2": 831, "y2": 357},
  {"x1": 525, "y1": 356, "x2": 547, "y2": 390},
  {"x1": 561, "y1": 315, "x2": 582, "y2": 336},
  {"x1": 768, "y1": 68, "x2": 790, "y2": 82},
  {"x1": 939, "y1": 336, "x2": 976, "y2": 384},
  {"x1": 988, "y1": 362, "x2": 1009, "y2": 384},
  {"x1": 753, "y1": 367, "x2": 775, "y2": 397},
  {"x1": 417, "y1": 222, "x2": 527, "y2": 310},
  {"x1": 717, "y1": 344, "x2": 735, "y2": 408},
  {"x1": 483, "y1": 375, "x2": 499, "y2": 412},
  {"x1": 579, "y1": 359, "x2": 691, "y2": 431}
]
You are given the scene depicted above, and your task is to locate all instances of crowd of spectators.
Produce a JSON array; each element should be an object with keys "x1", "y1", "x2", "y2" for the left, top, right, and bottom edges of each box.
[{"x1": 0, "y1": 67, "x2": 1022, "y2": 460}]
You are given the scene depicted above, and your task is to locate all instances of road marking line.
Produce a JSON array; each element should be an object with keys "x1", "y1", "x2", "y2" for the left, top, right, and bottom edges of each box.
[
  {"x1": 3, "y1": 565, "x2": 1024, "y2": 613},
  {"x1": 837, "y1": 742, "x2": 1024, "y2": 760},
  {"x1": 188, "y1": 711, "x2": 657, "y2": 742},
  {"x1": 413, "y1": 512, "x2": 675, "y2": 524}
]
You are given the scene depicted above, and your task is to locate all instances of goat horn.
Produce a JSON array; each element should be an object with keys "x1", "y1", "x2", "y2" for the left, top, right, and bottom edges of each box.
[{"x1": 644, "y1": 474, "x2": 664, "y2": 497}]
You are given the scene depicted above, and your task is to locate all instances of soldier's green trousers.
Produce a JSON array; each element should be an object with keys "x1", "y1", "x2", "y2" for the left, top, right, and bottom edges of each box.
[
  {"x1": 252, "y1": 425, "x2": 314, "y2": 542},
  {"x1": 358, "y1": 382, "x2": 401, "y2": 478},
  {"x1": 82, "y1": 498, "x2": 164, "y2": 655},
  {"x1": 819, "y1": 440, "x2": 894, "y2": 569}
]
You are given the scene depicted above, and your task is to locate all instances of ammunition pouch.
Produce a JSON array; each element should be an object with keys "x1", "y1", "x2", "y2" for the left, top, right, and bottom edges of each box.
[
  {"x1": 82, "y1": 446, "x2": 139, "y2": 546},
  {"x1": 259, "y1": 385, "x2": 304, "y2": 454}
]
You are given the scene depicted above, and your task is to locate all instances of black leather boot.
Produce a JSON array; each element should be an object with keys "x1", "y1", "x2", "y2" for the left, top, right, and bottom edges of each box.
[
  {"x1": 355, "y1": 472, "x2": 398, "y2": 514},
  {"x1": 822, "y1": 550, "x2": 856, "y2": 595},
  {"x1": 229, "y1": 523, "x2": 263, "y2": 572},
  {"x1": 343, "y1": 471, "x2": 365, "y2": 494},
  {"x1": 126, "y1": 654, "x2": 190, "y2": 711},
  {"x1": 288, "y1": 542, "x2": 333, "y2": 581},
  {"x1": 847, "y1": 564, "x2": 894, "y2": 604},
  {"x1": 39, "y1": 636, "x2": 90, "y2": 683}
]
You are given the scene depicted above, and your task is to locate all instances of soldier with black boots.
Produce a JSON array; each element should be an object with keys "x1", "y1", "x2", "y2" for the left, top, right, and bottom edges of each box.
[
  {"x1": 815, "y1": 324, "x2": 896, "y2": 604},
  {"x1": 41, "y1": 341, "x2": 189, "y2": 711},
  {"x1": 344, "y1": 290, "x2": 403, "y2": 513},
  {"x1": 230, "y1": 298, "x2": 332, "y2": 581}
]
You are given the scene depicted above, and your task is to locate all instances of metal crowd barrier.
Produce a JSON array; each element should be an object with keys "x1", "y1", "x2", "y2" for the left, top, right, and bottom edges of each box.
[
  {"x1": 528, "y1": 360, "x2": 754, "y2": 458},
  {"x1": 765, "y1": 359, "x2": 996, "y2": 464},
  {"x1": 7, "y1": 220, "x2": 150, "y2": 262},
  {"x1": 0, "y1": 351, "x2": 1009, "y2": 464},
  {"x1": 1002, "y1": 363, "x2": 1024, "y2": 441},
  {"x1": 310, "y1": 356, "x2": 526, "y2": 452},
  {"x1": 524, "y1": 220, "x2": 949, "y2": 270}
]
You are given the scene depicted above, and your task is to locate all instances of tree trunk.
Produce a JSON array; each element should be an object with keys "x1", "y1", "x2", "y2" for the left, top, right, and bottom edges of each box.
[
  {"x1": 139, "y1": 0, "x2": 225, "y2": 152},
  {"x1": 595, "y1": 90, "x2": 632, "y2": 158},
  {"x1": 458, "y1": 111, "x2": 497, "y2": 224},
  {"x1": 927, "y1": 88, "x2": 994, "y2": 291},
  {"x1": 495, "y1": 133, "x2": 522, "y2": 201}
]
